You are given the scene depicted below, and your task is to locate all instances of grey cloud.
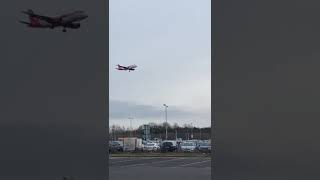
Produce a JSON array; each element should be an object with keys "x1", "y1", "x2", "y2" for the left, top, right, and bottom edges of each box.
[{"x1": 109, "y1": 99, "x2": 196, "y2": 119}]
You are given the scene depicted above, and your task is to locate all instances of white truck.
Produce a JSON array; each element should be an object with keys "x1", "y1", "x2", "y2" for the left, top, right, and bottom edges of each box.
[
  {"x1": 135, "y1": 138, "x2": 143, "y2": 151},
  {"x1": 123, "y1": 137, "x2": 143, "y2": 152}
]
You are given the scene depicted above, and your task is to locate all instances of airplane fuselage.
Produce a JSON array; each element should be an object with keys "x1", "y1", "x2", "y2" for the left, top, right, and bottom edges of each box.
[
  {"x1": 30, "y1": 18, "x2": 51, "y2": 28},
  {"x1": 116, "y1": 65, "x2": 137, "y2": 72},
  {"x1": 21, "y1": 10, "x2": 88, "y2": 31}
]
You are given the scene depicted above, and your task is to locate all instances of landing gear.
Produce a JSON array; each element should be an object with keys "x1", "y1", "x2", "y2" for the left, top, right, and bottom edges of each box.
[{"x1": 62, "y1": 28, "x2": 66, "y2": 32}]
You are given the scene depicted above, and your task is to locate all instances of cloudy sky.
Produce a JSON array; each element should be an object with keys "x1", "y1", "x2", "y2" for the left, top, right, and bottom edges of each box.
[{"x1": 109, "y1": 0, "x2": 211, "y2": 128}]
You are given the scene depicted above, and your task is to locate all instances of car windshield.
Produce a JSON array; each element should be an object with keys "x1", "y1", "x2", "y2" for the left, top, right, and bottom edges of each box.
[
  {"x1": 163, "y1": 142, "x2": 173, "y2": 146},
  {"x1": 146, "y1": 143, "x2": 154, "y2": 146}
]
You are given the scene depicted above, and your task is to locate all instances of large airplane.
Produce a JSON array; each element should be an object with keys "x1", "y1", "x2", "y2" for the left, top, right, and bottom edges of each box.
[
  {"x1": 116, "y1": 64, "x2": 137, "y2": 72},
  {"x1": 19, "y1": 9, "x2": 88, "y2": 32}
]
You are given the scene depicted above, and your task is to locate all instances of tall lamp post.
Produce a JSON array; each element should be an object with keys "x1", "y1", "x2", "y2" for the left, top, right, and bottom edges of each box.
[
  {"x1": 199, "y1": 126, "x2": 202, "y2": 140},
  {"x1": 163, "y1": 104, "x2": 168, "y2": 140},
  {"x1": 128, "y1": 117, "x2": 133, "y2": 137},
  {"x1": 191, "y1": 123, "x2": 193, "y2": 139}
]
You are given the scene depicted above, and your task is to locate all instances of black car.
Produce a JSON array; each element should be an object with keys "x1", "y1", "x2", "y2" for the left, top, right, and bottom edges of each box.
[
  {"x1": 160, "y1": 141, "x2": 177, "y2": 152},
  {"x1": 109, "y1": 141, "x2": 123, "y2": 153}
]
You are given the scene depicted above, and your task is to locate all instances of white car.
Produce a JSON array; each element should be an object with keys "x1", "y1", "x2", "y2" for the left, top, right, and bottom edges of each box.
[
  {"x1": 143, "y1": 143, "x2": 160, "y2": 152},
  {"x1": 180, "y1": 142, "x2": 197, "y2": 152}
]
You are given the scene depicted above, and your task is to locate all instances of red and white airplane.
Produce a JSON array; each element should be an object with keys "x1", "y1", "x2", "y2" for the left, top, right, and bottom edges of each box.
[
  {"x1": 116, "y1": 64, "x2": 137, "y2": 72},
  {"x1": 19, "y1": 9, "x2": 88, "y2": 32}
]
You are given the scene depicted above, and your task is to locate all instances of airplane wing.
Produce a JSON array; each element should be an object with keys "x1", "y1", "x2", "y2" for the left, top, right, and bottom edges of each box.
[
  {"x1": 128, "y1": 65, "x2": 137, "y2": 69},
  {"x1": 60, "y1": 11, "x2": 85, "y2": 18},
  {"x1": 118, "y1": 65, "x2": 127, "y2": 69},
  {"x1": 59, "y1": 12, "x2": 77, "y2": 18}
]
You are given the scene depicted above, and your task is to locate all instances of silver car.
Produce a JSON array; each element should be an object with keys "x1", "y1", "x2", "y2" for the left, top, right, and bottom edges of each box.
[
  {"x1": 143, "y1": 143, "x2": 160, "y2": 152},
  {"x1": 197, "y1": 142, "x2": 211, "y2": 153},
  {"x1": 180, "y1": 142, "x2": 197, "y2": 152}
]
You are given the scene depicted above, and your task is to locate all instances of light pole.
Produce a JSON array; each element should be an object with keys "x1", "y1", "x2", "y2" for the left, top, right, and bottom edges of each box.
[
  {"x1": 199, "y1": 127, "x2": 202, "y2": 140},
  {"x1": 175, "y1": 129, "x2": 178, "y2": 140},
  {"x1": 163, "y1": 104, "x2": 168, "y2": 140},
  {"x1": 128, "y1": 117, "x2": 133, "y2": 137},
  {"x1": 191, "y1": 123, "x2": 193, "y2": 139}
]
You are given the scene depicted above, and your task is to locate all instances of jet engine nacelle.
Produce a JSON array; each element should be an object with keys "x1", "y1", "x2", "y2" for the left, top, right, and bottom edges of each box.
[{"x1": 68, "y1": 23, "x2": 81, "y2": 29}]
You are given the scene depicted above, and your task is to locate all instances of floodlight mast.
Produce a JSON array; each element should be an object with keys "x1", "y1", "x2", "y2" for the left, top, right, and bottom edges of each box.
[
  {"x1": 128, "y1": 117, "x2": 133, "y2": 137},
  {"x1": 163, "y1": 104, "x2": 168, "y2": 140}
]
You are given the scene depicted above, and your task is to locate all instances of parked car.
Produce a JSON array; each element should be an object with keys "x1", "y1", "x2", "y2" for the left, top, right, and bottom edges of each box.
[
  {"x1": 109, "y1": 141, "x2": 123, "y2": 153},
  {"x1": 180, "y1": 142, "x2": 197, "y2": 152},
  {"x1": 143, "y1": 143, "x2": 160, "y2": 152},
  {"x1": 113, "y1": 141, "x2": 124, "y2": 147},
  {"x1": 161, "y1": 141, "x2": 177, "y2": 152},
  {"x1": 197, "y1": 142, "x2": 211, "y2": 153}
]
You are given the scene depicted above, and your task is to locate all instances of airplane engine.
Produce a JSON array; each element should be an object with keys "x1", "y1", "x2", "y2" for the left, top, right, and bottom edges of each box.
[{"x1": 68, "y1": 23, "x2": 81, "y2": 29}]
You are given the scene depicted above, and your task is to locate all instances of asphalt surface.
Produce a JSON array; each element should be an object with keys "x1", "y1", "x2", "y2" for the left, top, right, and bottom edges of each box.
[{"x1": 109, "y1": 157, "x2": 211, "y2": 180}]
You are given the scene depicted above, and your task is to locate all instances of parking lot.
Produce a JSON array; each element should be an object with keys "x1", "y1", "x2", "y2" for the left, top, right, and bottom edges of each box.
[{"x1": 109, "y1": 157, "x2": 211, "y2": 180}]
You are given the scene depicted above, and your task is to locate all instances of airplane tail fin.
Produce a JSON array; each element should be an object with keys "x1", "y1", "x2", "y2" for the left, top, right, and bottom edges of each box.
[
  {"x1": 22, "y1": 9, "x2": 37, "y2": 22},
  {"x1": 27, "y1": 9, "x2": 34, "y2": 14},
  {"x1": 22, "y1": 9, "x2": 34, "y2": 15},
  {"x1": 28, "y1": 10, "x2": 36, "y2": 22}
]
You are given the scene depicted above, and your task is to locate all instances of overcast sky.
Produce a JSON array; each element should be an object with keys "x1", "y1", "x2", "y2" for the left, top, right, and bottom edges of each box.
[{"x1": 109, "y1": 0, "x2": 211, "y2": 128}]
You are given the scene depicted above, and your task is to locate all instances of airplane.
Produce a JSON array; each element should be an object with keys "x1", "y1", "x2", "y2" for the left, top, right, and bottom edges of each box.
[
  {"x1": 19, "y1": 9, "x2": 88, "y2": 32},
  {"x1": 116, "y1": 64, "x2": 137, "y2": 72}
]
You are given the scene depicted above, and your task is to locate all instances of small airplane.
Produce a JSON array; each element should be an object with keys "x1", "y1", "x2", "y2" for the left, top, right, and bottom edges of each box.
[
  {"x1": 116, "y1": 64, "x2": 137, "y2": 72},
  {"x1": 19, "y1": 9, "x2": 88, "y2": 32}
]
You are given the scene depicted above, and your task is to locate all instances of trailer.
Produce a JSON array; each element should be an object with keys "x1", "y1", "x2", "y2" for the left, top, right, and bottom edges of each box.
[
  {"x1": 123, "y1": 137, "x2": 144, "y2": 152},
  {"x1": 123, "y1": 138, "x2": 136, "y2": 151},
  {"x1": 135, "y1": 138, "x2": 143, "y2": 151}
]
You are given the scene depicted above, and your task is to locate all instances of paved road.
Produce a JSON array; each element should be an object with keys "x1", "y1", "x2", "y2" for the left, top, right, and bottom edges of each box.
[{"x1": 109, "y1": 157, "x2": 211, "y2": 180}]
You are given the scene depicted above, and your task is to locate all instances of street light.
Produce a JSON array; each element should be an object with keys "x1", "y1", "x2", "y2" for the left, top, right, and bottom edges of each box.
[
  {"x1": 199, "y1": 126, "x2": 202, "y2": 140},
  {"x1": 128, "y1": 117, "x2": 133, "y2": 137},
  {"x1": 191, "y1": 123, "x2": 193, "y2": 139},
  {"x1": 163, "y1": 104, "x2": 168, "y2": 140}
]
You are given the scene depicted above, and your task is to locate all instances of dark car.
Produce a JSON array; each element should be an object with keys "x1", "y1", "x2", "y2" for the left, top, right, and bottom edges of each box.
[
  {"x1": 109, "y1": 141, "x2": 123, "y2": 153},
  {"x1": 196, "y1": 142, "x2": 211, "y2": 153},
  {"x1": 161, "y1": 141, "x2": 177, "y2": 152}
]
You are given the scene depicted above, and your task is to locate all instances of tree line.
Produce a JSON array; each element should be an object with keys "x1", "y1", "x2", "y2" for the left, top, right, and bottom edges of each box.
[{"x1": 109, "y1": 122, "x2": 211, "y2": 141}]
